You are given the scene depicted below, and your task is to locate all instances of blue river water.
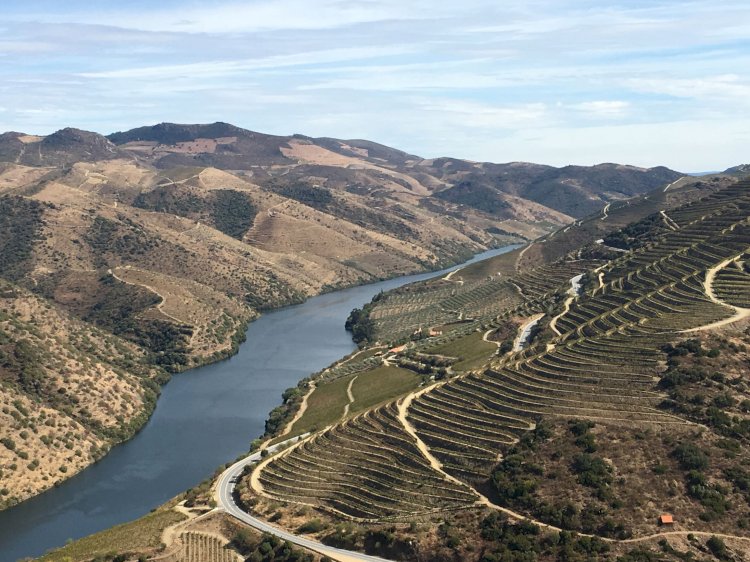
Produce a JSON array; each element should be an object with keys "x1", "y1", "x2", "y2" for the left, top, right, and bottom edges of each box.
[{"x1": 0, "y1": 245, "x2": 517, "y2": 562}]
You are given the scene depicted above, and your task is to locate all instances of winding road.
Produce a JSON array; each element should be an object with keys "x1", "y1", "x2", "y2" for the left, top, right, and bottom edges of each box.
[
  {"x1": 512, "y1": 313, "x2": 544, "y2": 351},
  {"x1": 215, "y1": 437, "x2": 391, "y2": 562},
  {"x1": 549, "y1": 274, "x2": 584, "y2": 336}
]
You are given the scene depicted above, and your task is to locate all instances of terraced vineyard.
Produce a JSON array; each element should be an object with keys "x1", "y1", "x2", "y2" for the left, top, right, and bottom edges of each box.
[
  {"x1": 158, "y1": 532, "x2": 242, "y2": 562},
  {"x1": 365, "y1": 256, "x2": 602, "y2": 342},
  {"x1": 249, "y1": 180, "x2": 750, "y2": 530},
  {"x1": 713, "y1": 255, "x2": 750, "y2": 308},
  {"x1": 255, "y1": 403, "x2": 478, "y2": 520}
]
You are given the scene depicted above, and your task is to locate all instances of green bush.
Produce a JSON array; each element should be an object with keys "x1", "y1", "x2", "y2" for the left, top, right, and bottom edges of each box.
[
  {"x1": 706, "y1": 536, "x2": 728, "y2": 559},
  {"x1": 671, "y1": 443, "x2": 709, "y2": 471},
  {"x1": 297, "y1": 519, "x2": 325, "y2": 534}
]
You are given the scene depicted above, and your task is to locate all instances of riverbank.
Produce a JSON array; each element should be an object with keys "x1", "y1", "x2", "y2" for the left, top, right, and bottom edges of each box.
[
  {"x1": 0, "y1": 245, "x2": 519, "y2": 561},
  {"x1": 0, "y1": 242, "x2": 508, "y2": 516}
]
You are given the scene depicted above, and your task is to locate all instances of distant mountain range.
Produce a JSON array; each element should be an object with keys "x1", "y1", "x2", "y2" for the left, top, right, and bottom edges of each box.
[{"x1": 1, "y1": 122, "x2": 686, "y2": 219}]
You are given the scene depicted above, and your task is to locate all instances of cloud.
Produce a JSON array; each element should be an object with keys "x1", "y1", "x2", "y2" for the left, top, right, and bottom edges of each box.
[
  {"x1": 9, "y1": 0, "x2": 439, "y2": 34},
  {"x1": 570, "y1": 100, "x2": 630, "y2": 117},
  {"x1": 416, "y1": 99, "x2": 549, "y2": 129},
  {"x1": 627, "y1": 74, "x2": 750, "y2": 103},
  {"x1": 0, "y1": 0, "x2": 748, "y2": 171},
  {"x1": 79, "y1": 46, "x2": 416, "y2": 81}
]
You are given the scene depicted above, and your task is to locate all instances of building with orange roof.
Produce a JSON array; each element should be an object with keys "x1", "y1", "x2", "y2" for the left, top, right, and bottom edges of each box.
[{"x1": 658, "y1": 514, "x2": 674, "y2": 525}]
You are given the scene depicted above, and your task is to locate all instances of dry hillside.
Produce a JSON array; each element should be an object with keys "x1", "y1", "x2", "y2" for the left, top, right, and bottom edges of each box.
[{"x1": 0, "y1": 122, "x2": 701, "y2": 511}]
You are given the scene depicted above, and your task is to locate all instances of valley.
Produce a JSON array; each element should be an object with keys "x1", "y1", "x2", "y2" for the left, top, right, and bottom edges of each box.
[
  {"x1": 0, "y1": 122, "x2": 748, "y2": 562},
  {"x1": 26, "y1": 173, "x2": 750, "y2": 562},
  {"x1": 3, "y1": 1, "x2": 748, "y2": 561},
  {"x1": 0, "y1": 122, "x2": 686, "y2": 512}
]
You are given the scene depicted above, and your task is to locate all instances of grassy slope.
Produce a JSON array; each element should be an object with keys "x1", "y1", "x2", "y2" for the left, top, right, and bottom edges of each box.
[
  {"x1": 428, "y1": 331, "x2": 499, "y2": 371},
  {"x1": 38, "y1": 509, "x2": 187, "y2": 562},
  {"x1": 349, "y1": 365, "x2": 420, "y2": 413},
  {"x1": 288, "y1": 365, "x2": 421, "y2": 437},
  {"x1": 289, "y1": 374, "x2": 356, "y2": 435}
]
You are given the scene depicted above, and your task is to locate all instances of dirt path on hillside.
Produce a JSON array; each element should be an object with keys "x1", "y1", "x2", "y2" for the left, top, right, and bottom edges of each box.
[
  {"x1": 515, "y1": 243, "x2": 532, "y2": 271},
  {"x1": 243, "y1": 375, "x2": 750, "y2": 554},
  {"x1": 660, "y1": 209, "x2": 679, "y2": 231},
  {"x1": 396, "y1": 384, "x2": 449, "y2": 473},
  {"x1": 158, "y1": 503, "x2": 218, "y2": 555},
  {"x1": 342, "y1": 376, "x2": 359, "y2": 418},
  {"x1": 276, "y1": 383, "x2": 316, "y2": 442},
  {"x1": 110, "y1": 267, "x2": 186, "y2": 325},
  {"x1": 683, "y1": 253, "x2": 750, "y2": 332},
  {"x1": 394, "y1": 390, "x2": 749, "y2": 543},
  {"x1": 619, "y1": 530, "x2": 750, "y2": 545},
  {"x1": 549, "y1": 297, "x2": 573, "y2": 337},
  {"x1": 443, "y1": 266, "x2": 464, "y2": 283},
  {"x1": 396, "y1": 384, "x2": 572, "y2": 531},
  {"x1": 548, "y1": 274, "x2": 584, "y2": 336},
  {"x1": 483, "y1": 329, "x2": 501, "y2": 347},
  {"x1": 663, "y1": 177, "x2": 687, "y2": 192}
]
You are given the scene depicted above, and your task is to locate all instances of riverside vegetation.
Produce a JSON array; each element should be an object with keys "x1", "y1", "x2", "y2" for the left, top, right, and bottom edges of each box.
[{"x1": 38, "y1": 172, "x2": 750, "y2": 561}]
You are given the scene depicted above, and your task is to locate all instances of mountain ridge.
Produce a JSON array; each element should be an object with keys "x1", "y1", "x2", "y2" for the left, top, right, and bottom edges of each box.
[{"x1": 0, "y1": 121, "x2": 684, "y2": 219}]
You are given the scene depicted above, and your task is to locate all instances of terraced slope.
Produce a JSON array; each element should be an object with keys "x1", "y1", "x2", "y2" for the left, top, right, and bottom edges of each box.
[
  {"x1": 713, "y1": 255, "x2": 750, "y2": 308},
  {"x1": 255, "y1": 403, "x2": 478, "y2": 520},
  {"x1": 362, "y1": 256, "x2": 602, "y2": 342},
  {"x1": 161, "y1": 532, "x2": 243, "y2": 562},
  {"x1": 250, "y1": 180, "x2": 750, "y2": 524}
]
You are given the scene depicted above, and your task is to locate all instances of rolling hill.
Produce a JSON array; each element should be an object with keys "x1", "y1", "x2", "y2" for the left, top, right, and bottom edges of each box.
[
  {"x1": 41, "y1": 172, "x2": 750, "y2": 562},
  {"x1": 0, "y1": 121, "x2": 727, "y2": 514},
  {"x1": 234, "y1": 177, "x2": 750, "y2": 561}
]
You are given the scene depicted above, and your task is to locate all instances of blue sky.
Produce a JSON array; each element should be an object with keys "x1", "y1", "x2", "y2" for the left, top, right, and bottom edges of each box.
[{"x1": 1, "y1": 1, "x2": 748, "y2": 171}]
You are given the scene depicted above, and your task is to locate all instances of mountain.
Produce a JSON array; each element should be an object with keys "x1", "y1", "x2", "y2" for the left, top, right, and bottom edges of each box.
[
  {"x1": 104, "y1": 122, "x2": 682, "y2": 218},
  {"x1": 0, "y1": 121, "x2": 727, "y2": 512},
  {"x1": 431, "y1": 161, "x2": 682, "y2": 217},
  {"x1": 0, "y1": 128, "x2": 122, "y2": 166},
  {"x1": 0, "y1": 279, "x2": 162, "y2": 509},
  {"x1": 235, "y1": 178, "x2": 750, "y2": 561}
]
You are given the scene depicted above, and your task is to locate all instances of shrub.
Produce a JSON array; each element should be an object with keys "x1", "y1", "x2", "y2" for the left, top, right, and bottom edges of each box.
[
  {"x1": 297, "y1": 519, "x2": 325, "y2": 534},
  {"x1": 706, "y1": 536, "x2": 728, "y2": 559},
  {"x1": 671, "y1": 443, "x2": 709, "y2": 471},
  {"x1": 231, "y1": 528, "x2": 257, "y2": 555},
  {"x1": 571, "y1": 453, "x2": 612, "y2": 489}
]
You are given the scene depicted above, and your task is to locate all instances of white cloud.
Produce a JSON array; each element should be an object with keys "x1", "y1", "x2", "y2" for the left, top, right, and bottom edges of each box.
[
  {"x1": 627, "y1": 74, "x2": 750, "y2": 102},
  {"x1": 416, "y1": 99, "x2": 549, "y2": 129},
  {"x1": 1, "y1": 0, "x2": 749, "y2": 172},
  {"x1": 79, "y1": 45, "x2": 415, "y2": 81},
  {"x1": 13, "y1": 0, "x2": 440, "y2": 34},
  {"x1": 571, "y1": 100, "x2": 630, "y2": 117}
]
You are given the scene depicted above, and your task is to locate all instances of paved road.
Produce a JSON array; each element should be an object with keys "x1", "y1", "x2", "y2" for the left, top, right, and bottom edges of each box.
[
  {"x1": 215, "y1": 437, "x2": 392, "y2": 562},
  {"x1": 512, "y1": 313, "x2": 544, "y2": 351}
]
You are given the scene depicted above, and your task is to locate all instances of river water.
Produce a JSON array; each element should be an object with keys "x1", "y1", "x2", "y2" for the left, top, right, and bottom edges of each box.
[{"x1": 0, "y1": 245, "x2": 517, "y2": 562}]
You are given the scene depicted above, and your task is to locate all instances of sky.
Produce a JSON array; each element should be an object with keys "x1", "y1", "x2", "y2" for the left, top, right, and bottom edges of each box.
[{"x1": 1, "y1": 1, "x2": 749, "y2": 171}]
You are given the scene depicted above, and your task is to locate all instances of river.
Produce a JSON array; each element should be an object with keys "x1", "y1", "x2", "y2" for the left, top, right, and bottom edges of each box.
[{"x1": 0, "y1": 245, "x2": 518, "y2": 562}]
